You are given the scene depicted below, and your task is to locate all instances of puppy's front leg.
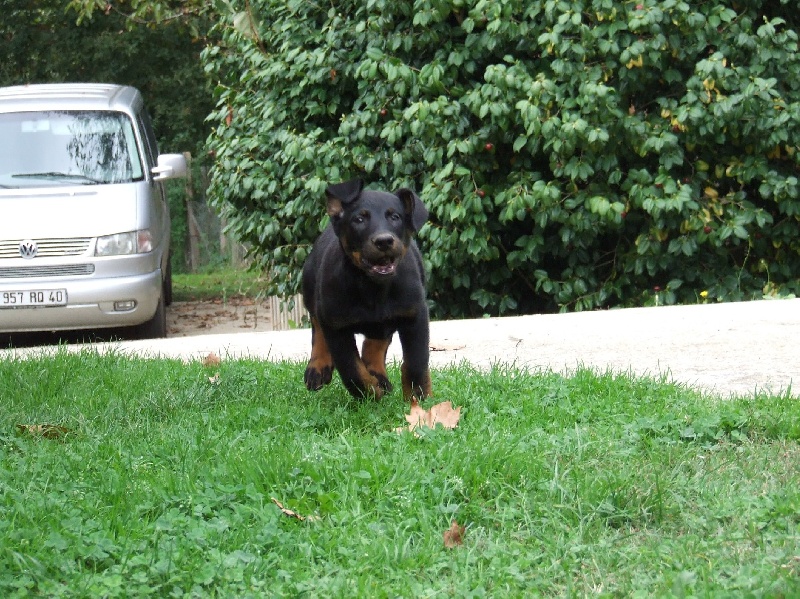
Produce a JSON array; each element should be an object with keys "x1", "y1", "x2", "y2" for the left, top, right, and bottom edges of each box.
[
  {"x1": 304, "y1": 317, "x2": 334, "y2": 391},
  {"x1": 398, "y1": 314, "x2": 432, "y2": 401},
  {"x1": 326, "y1": 328, "x2": 385, "y2": 399}
]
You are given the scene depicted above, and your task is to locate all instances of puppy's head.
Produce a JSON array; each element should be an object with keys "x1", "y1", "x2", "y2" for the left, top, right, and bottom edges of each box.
[{"x1": 325, "y1": 179, "x2": 428, "y2": 280}]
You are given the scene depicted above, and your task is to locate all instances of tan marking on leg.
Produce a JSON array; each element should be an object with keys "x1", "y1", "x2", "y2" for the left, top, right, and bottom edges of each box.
[
  {"x1": 308, "y1": 317, "x2": 332, "y2": 365},
  {"x1": 354, "y1": 358, "x2": 384, "y2": 399},
  {"x1": 304, "y1": 316, "x2": 334, "y2": 390},
  {"x1": 362, "y1": 337, "x2": 390, "y2": 376},
  {"x1": 362, "y1": 337, "x2": 393, "y2": 393}
]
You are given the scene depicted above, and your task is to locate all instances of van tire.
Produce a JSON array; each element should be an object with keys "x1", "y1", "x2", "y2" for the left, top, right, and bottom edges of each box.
[{"x1": 134, "y1": 292, "x2": 166, "y2": 339}]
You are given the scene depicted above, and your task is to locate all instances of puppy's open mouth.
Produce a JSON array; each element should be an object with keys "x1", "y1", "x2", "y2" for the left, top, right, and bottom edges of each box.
[{"x1": 364, "y1": 256, "x2": 397, "y2": 276}]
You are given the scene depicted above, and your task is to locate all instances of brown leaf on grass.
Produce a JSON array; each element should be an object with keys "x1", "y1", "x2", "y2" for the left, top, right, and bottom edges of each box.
[
  {"x1": 202, "y1": 352, "x2": 222, "y2": 367},
  {"x1": 396, "y1": 400, "x2": 461, "y2": 434},
  {"x1": 16, "y1": 424, "x2": 70, "y2": 440},
  {"x1": 270, "y1": 497, "x2": 320, "y2": 522},
  {"x1": 443, "y1": 520, "x2": 466, "y2": 549},
  {"x1": 207, "y1": 372, "x2": 221, "y2": 385}
]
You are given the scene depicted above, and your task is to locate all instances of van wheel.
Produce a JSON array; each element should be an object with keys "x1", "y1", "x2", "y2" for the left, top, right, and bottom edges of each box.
[{"x1": 134, "y1": 293, "x2": 166, "y2": 339}]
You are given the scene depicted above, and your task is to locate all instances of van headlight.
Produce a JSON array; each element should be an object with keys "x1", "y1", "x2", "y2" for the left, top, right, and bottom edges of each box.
[{"x1": 96, "y1": 230, "x2": 153, "y2": 256}]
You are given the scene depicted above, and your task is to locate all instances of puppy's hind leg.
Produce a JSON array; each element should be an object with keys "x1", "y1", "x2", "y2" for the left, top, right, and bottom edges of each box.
[
  {"x1": 326, "y1": 330, "x2": 385, "y2": 400},
  {"x1": 304, "y1": 317, "x2": 334, "y2": 391},
  {"x1": 361, "y1": 337, "x2": 393, "y2": 393}
]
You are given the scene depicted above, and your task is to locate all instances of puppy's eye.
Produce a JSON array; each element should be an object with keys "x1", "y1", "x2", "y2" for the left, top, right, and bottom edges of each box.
[{"x1": 387, "y1": 211, "x2": 402, "y2": 221}]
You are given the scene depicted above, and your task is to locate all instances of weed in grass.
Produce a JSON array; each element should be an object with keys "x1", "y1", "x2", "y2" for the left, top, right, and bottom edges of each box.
[{"x1": 1, "y1": 352, "x2": 799, "y2": 596}]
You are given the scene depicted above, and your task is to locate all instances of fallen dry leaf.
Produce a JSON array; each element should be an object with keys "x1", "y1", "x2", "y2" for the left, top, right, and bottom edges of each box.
[
  {"x1": 271, "y1": 497, "x2": 319, "y2": 522},
  {"x1": 202, "y1": 352, "x2": 222, "y2": 367},
  {"x1": 396, "y1": 400, "x2": 461, "y2": 434},
  {"x1": 207, "y1": 372, "x2": 221, "y2": 385},
  {"x1": 16, "y1": 424, "x2": 70, "y2": 440},
  {"x1": 443, "y1": 520, "x2": 466, "y2": 549},
  {"x1": 430, "y1": 343, "x2": 466, "y2": 352},
  {"x1": 406, "y1": 399, "x2": 461, "y2": 429}
]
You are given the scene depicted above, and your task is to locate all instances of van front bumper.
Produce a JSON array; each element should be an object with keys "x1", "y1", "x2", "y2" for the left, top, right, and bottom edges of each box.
[{"x1": 0, "y1": 270, "x2": 161, "y2": 333}]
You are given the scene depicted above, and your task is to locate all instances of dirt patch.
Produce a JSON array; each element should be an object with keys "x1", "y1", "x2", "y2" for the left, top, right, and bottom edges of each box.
[{"x1": 167, "y1": 298, "x2": 274, "y2": 337}]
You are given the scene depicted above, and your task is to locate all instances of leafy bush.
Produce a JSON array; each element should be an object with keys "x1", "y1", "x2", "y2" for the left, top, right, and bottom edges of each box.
[{"x1": 203, "y1": 0, "x2": 799, "y2": 317}]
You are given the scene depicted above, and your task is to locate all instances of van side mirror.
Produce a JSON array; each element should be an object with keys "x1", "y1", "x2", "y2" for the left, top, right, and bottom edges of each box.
[{"x1": 151, "y1": 153, "x2": 188, "y2": 181}]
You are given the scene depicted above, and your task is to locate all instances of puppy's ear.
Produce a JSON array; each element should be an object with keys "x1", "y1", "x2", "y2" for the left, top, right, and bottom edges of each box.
[
  {"x1": 395, "y1": 188, "x2": 428, "y2": 232},
  {"x1": 326, "y1": 179, "x2": 364, "y2": 219}
]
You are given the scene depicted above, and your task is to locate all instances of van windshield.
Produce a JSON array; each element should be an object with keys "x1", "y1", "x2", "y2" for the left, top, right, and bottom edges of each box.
[{"x1": 0, "y1": 111, "x2": 144, "y2": 189}]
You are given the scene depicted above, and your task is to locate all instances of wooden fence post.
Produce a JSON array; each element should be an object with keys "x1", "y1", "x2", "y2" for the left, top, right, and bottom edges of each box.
[{"x1": 184, "y1": 152, "x2": 201, "y2": 272}]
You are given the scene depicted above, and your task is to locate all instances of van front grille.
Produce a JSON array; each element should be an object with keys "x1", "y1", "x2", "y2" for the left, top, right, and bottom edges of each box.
[
  {"x1": 0, "y1": 238, "x2": 92, "y2": 258},
  {"x1": 0, "y1": 264, "x2": 95, "y2": 278}
]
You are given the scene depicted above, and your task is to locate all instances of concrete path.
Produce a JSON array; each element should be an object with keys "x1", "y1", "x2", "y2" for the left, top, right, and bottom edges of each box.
[{"x1": 11, "y1": 297, "x2": 795, "y2": 399}]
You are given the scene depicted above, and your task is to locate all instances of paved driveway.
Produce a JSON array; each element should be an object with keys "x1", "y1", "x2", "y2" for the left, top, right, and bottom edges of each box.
[{"x1": 9, "y1": 298, "x2": 796, "y2": 399}]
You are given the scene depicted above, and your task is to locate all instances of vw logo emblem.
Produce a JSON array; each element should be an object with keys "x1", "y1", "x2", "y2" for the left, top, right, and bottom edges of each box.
[{"x1": 19, "y1": 239, "x2": 38, "y2": 259}]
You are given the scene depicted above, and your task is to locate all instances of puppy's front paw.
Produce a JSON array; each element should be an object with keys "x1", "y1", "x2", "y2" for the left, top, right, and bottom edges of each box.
[{"x1": 304, "y1": 362, "x2": 332, "y2": 391}]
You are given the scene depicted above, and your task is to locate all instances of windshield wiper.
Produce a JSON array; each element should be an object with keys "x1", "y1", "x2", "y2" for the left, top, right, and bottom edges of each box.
[{"x1": 11, "y1": 172, "x2": 103, "y2": 184}]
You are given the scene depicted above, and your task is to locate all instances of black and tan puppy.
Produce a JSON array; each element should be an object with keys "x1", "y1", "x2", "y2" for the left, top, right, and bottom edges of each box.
[{"x1": 302, "y1": 178, "x2": 431, "y2": 401}]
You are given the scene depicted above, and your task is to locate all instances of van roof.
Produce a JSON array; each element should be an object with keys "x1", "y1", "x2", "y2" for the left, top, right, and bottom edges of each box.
[{"x1": 0, "y1": 83, "x2": 142, "y2": 115}]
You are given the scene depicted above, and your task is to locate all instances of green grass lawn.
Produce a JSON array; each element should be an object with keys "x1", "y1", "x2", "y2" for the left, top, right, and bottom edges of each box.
[
  {"x1": 1, "y1": 350, "x2": 799, "y2": 597},
  {"x1": 172, "y1": 269, "x2": 269, "y2": 302}
]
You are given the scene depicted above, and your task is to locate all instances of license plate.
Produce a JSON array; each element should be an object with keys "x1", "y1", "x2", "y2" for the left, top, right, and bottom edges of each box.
[{"x1": 1, "y1": 289, "x2": 67, "y2": 308}]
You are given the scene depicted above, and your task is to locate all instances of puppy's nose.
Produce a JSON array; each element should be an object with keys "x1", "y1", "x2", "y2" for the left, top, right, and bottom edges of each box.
[{"x1": 372, "y1": 234, "x2": 395, "y2": 251}]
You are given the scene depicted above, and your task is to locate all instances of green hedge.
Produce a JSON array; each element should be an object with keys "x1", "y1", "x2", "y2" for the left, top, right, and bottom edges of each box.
[{"x1": 203, "y1": 0, "x2": 799, "y2": 317}]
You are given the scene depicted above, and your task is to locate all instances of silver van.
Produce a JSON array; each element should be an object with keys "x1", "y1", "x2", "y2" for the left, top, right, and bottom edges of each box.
[{"x1": 0, "y1": 83, "x2": 187, "y2": 338}]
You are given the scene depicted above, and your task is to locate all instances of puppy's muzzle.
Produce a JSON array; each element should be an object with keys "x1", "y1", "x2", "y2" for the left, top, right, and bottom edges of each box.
[{"x1": 362, "y1": 234, "x2": 404, "y2": 277}]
